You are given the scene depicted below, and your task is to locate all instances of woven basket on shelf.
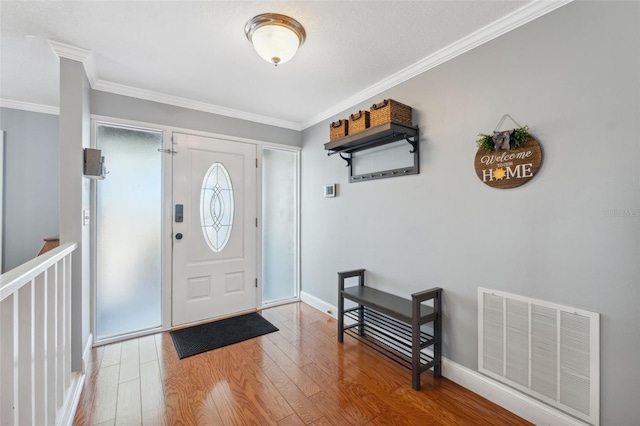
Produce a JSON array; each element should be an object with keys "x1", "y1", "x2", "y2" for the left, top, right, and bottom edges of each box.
[
  {"x1": 349, "y1": 110, "x2": 370, "y2": 134},
  {"x1": 329, "y1": 119, "x2": 349, "y2": 140},
  {"x1": 370, "y1": 99, "x2": 412, "y2": 127}
]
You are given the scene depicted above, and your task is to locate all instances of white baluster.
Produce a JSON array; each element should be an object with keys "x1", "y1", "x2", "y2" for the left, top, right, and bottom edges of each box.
[
  {"x1": 56, "y1": 259, "x2": 64, "y2": 412},
  {"x1": 17, "y1": 282, "x2": 33, "y2": 425},
  {"x1": 45, "y1": 266, "x2": 56, "y2": 424},
  {"x1": 0, "y1": 294, "x2": 15, "y2": 426},
  {"x1": 33, "y1": 272, "x2": 46, "y2": 425}
]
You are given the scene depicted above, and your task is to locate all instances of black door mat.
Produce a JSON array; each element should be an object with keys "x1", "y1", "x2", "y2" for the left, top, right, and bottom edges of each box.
[{"x1": 170, "y1": 312, "x2": 278, "y2": 359}]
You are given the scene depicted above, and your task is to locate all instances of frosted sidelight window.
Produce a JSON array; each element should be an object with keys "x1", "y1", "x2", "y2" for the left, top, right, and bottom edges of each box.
[
  {"x1": 201, "y1": 162, "x2": 234, "y2": 252},
  {"x1": 262, "y1": 148, "x2": 298, "y2": 304},
  {"x1": 96, "y1": 123, "x2": 163, "y2": 340}
]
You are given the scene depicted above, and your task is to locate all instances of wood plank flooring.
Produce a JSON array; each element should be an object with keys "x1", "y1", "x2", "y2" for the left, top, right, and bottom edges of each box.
[{"x1": 73, "y1": 302, "x2": 531, "y2": 425}]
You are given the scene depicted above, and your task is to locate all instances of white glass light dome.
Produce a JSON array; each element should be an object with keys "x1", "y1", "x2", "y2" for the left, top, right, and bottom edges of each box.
[{"x1": 245, "y1": 14, "x2": 306, "y2": 66}]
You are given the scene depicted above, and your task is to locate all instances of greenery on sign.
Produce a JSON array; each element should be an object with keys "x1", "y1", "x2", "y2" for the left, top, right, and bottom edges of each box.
[
  {"x1": 476, "y1": 134, "x2": 494, "y2": 153},
  {"x1": 511, "y1": 126, "x2": 531, "y2": 149},
  {"x1": 476, "y1": 126, "x2": 531, "y2": 153}
]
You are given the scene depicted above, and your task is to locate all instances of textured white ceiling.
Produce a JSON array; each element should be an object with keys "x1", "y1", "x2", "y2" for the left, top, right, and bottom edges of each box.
[{"x1": 1, "y1": 1, "x2": 544, "y2": 129}]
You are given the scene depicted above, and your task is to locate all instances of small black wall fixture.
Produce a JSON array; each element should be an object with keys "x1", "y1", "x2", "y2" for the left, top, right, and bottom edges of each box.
[{"x1": 83, "y1": 148, "x2": 106, "y2": 179}]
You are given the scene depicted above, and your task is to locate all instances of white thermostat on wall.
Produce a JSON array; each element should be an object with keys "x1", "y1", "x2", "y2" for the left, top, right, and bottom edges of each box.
[{"x1": 323, "y1": 184, "x2": 336, "y2": 198}]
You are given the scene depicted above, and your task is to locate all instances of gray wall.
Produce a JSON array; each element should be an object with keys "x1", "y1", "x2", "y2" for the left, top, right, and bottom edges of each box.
[
  {"x1": 91, "y1": 91, "x2": 302, "y2": 147},
  {"x1": 0, "y1": 107, "x2": 59, "y2": 272},
  {"x1": 300, "y1": 2, "x2": 639, "y2": 424}
]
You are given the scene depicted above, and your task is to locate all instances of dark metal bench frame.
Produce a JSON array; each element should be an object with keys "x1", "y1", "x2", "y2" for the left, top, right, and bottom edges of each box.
[{"x1": 337, "y1": 269, "x2": 442, "y2": 390}]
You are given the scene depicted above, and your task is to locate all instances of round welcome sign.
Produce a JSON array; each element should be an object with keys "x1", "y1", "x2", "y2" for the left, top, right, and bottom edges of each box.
[{"x1": 474, "y1": 137, "x2": 543, "y2": 189}]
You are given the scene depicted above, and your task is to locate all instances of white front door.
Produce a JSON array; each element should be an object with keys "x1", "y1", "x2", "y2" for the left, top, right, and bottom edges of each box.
[{"x1": 172, "y1": 133, "x2": 257, "y2": 326}]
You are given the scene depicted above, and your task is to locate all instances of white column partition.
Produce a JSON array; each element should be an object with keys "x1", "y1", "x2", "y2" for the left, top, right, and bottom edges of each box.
[{"x1": 0, "y1": 243, "x2": 78, "y2": 426}]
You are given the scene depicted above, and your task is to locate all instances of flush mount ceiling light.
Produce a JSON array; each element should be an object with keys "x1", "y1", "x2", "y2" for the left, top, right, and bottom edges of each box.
[{"x1": 244, "y1": 13, "x2": 306, "y2": 66}]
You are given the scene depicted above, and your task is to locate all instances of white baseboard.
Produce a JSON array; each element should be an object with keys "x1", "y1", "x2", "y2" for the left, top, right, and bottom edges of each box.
[
  {"x1": 59, "y1": 372, "x2": 85, "y2": 426},
  {"x1": 441, "y1": 358, "x2": 587, "y2": 426},
  {"x1": 300, "y1": 291, "x2": 338, "y2": 319},
  {"x1": 299, "y1": 294, "x2": 585, "y2": 426},
  {"x1": 58, "y1": 333, "x2": 92, "y2": 426},
  {"x1": 82, "y1": 332, "x2": 93, "y2": 373}
]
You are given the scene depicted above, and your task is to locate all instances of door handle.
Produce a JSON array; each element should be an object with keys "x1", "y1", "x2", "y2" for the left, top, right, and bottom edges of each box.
[{"x1": 175, "y1": 233, "x2": 183, "y2": 240}]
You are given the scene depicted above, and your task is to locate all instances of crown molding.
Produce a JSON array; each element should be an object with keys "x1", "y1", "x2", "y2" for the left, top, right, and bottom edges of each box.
[
  {"x1": 300, "y1": 0, "x2": 574, "y2": 130},
  {"x1": 48, "y1": 40, "x2": 90, "y2": 62},
  {"x1": 48, "y1": 40, "x2": 98, "y2": 87},
  {"x1": 40, "y1": 0, "x2": 572, "y2": 132},
  {"x1": 0, "y1": 99, "x2": 59, "y2": 115},
  {"x1": 46, "y1": 40, "x2": 297, "y2": 129},
  {"x1": 92, "y1": 80, "x2": 302, "y2": 131}
]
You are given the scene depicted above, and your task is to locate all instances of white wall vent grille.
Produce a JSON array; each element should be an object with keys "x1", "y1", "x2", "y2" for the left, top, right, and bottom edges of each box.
[{"x1": 478, "y1": 288, "x2": 600, "y2": 425}]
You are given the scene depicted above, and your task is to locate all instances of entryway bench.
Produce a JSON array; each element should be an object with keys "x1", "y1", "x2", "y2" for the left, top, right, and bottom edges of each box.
[{"x1": 337, "y1": 269, "x2": 442, "y2": 390}]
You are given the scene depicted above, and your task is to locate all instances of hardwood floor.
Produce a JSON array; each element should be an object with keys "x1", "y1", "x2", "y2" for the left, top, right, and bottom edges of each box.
[{"x1": 73, "y1": 302, "x2": 531, "y2": 425}]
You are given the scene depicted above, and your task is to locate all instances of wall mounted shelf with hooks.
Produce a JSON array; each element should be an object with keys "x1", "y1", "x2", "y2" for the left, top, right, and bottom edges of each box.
[{"x1": 324, "y1": 121, "x2": 419, "y2": 183}]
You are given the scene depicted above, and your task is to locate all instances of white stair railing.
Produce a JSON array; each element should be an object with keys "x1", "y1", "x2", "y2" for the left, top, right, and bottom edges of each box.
[{"x1": 0, "y1": 242, "x2": 78, "y2": 426}]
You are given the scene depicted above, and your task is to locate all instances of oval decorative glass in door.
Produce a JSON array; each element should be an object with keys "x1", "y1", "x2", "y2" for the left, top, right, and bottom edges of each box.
[{"x1": 200, "y1": 162, "x2": 234, "y2": 252}]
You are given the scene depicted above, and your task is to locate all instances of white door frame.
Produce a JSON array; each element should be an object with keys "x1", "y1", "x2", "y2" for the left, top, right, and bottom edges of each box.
[
  {"x1": 89, "y1": 117, "x2": 172, "y2": 345},
  {"x1": 89, "y1": 114, "x2": 300, "y2": 341},
  {"x1": 259, "y1": 145, "x2": 301, "y2": 307}
]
